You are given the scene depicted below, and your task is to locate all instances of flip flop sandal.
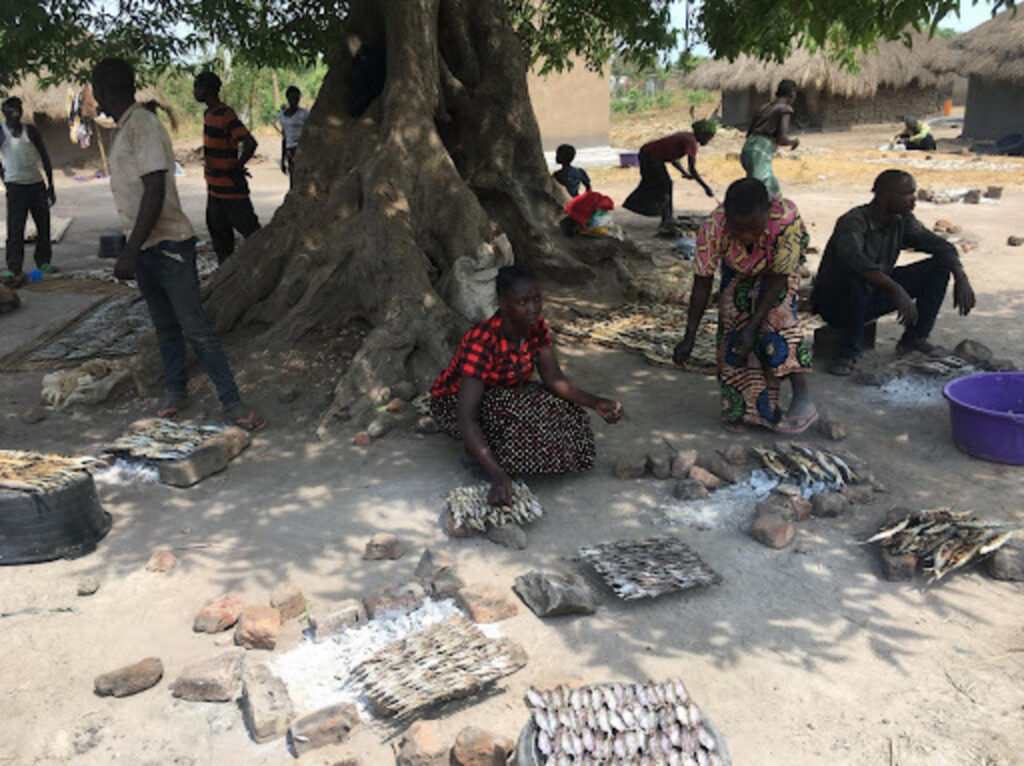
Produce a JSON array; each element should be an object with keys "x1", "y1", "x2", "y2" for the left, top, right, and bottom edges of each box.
[
  {"x1": 773, "y1": 409, "x2": 820, "y2": 435},
  {"x1": 156, "y1": 400, "x2": 185, "y2": 419},
  {"x1": 232, "y1": 409, "x2": 267, "y2": 432}
]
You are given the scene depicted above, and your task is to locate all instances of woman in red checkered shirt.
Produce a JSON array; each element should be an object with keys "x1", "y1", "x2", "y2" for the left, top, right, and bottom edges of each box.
[{"x1": 431, "y1": 266, "x2": 624, "y2": 505}]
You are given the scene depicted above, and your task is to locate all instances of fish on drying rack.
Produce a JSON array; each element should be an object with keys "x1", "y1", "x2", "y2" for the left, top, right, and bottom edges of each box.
[
  {"x1": 107, "y1": 418, "x2": 225, "y2": 461},
  {"x1": 752, "y1": 443, "x2": 858, "y2": 487},
  {"x1": 578, "y1": 537, "x2": 721, "y2": 600}
]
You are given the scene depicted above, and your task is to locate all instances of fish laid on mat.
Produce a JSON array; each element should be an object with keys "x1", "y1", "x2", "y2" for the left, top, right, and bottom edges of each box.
[
  {"x1": 578, "y1": 537, "x2": 721, "y2": 600},
  {"x1": 351, "y1": 614, "x2": 525, "y2": 718},
  {"x1": 0, "y1": 450, "x2": 102, "y2": 493},
  {"x1": 867, "y1": 508, "x2": 1015, "y2": 582},
  {"x1": 525, "y1": 679, "x2": 727, "y2": 765},
  {"x1": 446, "y1": 480, "x2": 543, "y2": 531}
]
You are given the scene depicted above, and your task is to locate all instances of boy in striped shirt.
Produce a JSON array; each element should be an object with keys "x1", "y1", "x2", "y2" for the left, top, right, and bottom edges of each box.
[{"x1": 193, "y1": 72, "x2": 260, "y2": 263}]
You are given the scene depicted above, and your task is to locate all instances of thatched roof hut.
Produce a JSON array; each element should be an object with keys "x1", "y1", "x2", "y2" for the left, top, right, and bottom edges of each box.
[
  {"x1": 953, "y1": 9, "x2": 1024, "y2": 140},
  {"x1": 688, "y1": 32, "x2": 957, "y2": 130}
]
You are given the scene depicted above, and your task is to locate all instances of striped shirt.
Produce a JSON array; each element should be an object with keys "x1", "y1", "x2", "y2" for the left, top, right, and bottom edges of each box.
[{"x1": 202, "y1": 103, "x2": 251, "y2": 199}]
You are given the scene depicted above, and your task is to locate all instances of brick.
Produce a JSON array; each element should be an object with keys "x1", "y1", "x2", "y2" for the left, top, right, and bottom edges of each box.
[
  {"x1": 688, "y1": 465, "x2": 721, "y2": 491},
  {"x1": 309, "y1": 600, "x2": 368, "y2": 642},
  {"x1": 289, "y1": 703, "x2": 360, "y2": 756},
  {"x1": 451, "y1": 726, "x2": 515, "y2": 766},
  {"x1": 363, "y1": 581, "x2": 426, "y2": 618},
  {"x1": 810, "y1": 492, "x2": 850, "y2": 518},
  {"x1": 159, "y1": 443, "x2": 230, "y2": 487},
  {"x1": 395, "y1": 720, "x2": 447, "y2": 766},
  {"x1": 270, "y1": 583, "x2": 306, "y2": 622},
  {"x1": 170, "y1": 651, "x2": 243, "y2": 702},
  {"x1": 457, "y1": 585, "x2": 518, "y2": 623},
  {"x1": 241, "y1": 661, "x2": 294, "y2": 743},
  {"x1": 193, "y1": 594, "x2": 245, "y2": 633},
  {"x1": 750, "y1": 509, "x2": 795, "y2": 549},
  {"x1": 235, "y1": 605, "x2": 281, "y2": 650}
]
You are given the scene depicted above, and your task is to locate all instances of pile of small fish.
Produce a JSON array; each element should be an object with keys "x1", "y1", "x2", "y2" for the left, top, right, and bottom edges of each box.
[
  {"x1": 578, "y1": 537, "x2": 721, "y2": 600},
  {"x1": 351, "y1": 615, "x2": 525, "y2": 718},
  {"x1": 906, "y1": 355, "x2": 971, "y2": 377},
  {"x1": 411, "y1": 392, "x2": 432, "y2": 416},
  {"x1": 107, "y1": 419, "x2": 225, "y2": 461},
  {"x1": 525, "y1": 680, "x2": 728, "y2": 765},
  {"x1": 553, "y1": 304, "x2": 718, "y2": 372},
  {"x1": 0, "y1": 450, "x2": 102, "y2": 493},
  {"x1": 867, "y1": 508, "x2": 1015, "y2": 582},
  {"x1": 753, "y1": 444, "x2": 859, "y2": 488},
  {"x1": 446, "y1": 480, "x2": 543, "y2": 531}
]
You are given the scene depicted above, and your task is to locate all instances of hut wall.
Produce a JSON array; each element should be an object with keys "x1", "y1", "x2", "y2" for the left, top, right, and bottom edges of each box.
[
  {"x1": 527, "y1": 63, "x2": 610, "y2": 150},
  {"x1": 795, "y1": 87, "x2": 940, "y2": 129},
  {"x1": 30, "y1": 115, "x2": 106, "y2": 170},
  {"x1": 963, "y1": 76, "x2": 1024, "y2": 140},
  {"x1": 720, "y1": 87, "x2": 764, "y2": 128}
]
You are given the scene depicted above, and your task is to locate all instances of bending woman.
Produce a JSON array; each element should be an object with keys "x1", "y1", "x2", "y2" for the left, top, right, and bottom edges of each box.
[
  {"x1": 430, "y1": 266, "x2": 623, "y2": 504},
  {"x1": 673, "y1": 178, "x2": 816, "y2": 433},
  {"x1": 740, "y1": 79, "x2": 800, "y2": 197}
]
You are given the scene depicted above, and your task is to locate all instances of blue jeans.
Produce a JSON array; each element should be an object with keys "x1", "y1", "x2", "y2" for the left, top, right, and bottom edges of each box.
[
  {"x1": 814, "y1": 258, "x2": 951, "y2": 358},
  {"x1": 135, "y1": 239, "x2": 240, "y2": 408}
]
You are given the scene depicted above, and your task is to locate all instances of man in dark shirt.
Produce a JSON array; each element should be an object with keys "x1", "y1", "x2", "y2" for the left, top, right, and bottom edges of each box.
[{"x1": 812, "y1": 169, "x2": 976, "y2": 375}]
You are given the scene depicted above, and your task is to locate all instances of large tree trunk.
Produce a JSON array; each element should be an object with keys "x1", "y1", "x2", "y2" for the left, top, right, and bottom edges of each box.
[{"x1": 200, "y1": 0, "x2": 631, "y2": 435}]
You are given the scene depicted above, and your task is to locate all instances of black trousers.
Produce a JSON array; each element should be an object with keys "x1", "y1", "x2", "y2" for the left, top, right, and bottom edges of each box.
[
  {"x1": 206, "y1": 195, "x2": 260, "y2": 263},
  {"x1": 813, "y1": 258, "x2": 951, "y2": 358},
  {"x1": 5, "y1": 182, "x2": 51, "y2": 274}
]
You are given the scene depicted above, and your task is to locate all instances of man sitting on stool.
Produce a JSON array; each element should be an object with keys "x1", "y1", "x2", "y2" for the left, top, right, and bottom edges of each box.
[{"x1": 812, "y1": 169, "x2": 976, "y2": 376}]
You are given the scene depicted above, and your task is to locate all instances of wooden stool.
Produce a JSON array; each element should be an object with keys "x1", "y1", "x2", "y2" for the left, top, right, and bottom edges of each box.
[{"x1": 813, "y1": 321, "x2": 876, "y2": 360}]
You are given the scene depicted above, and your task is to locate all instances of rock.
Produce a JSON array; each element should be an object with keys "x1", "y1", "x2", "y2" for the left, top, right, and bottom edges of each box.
[
  {"x1": 289, "y1": 703, "x2": 360, "y2": 756},
  {"x1": 451, "y1": 726, "x2": 515, "y2": 766},
  {"x1": 145, "y1": 548, "x2": 176, "y2": 573},
  {"x1": 391, "y1": 381, "x2": 417, "y2": 401},
  {"x1": 1008, "y1": 236, "x2": 1024, "y2": 247},
  {"x1": 235, "y1": 605, "x2": 281, "y2": 650},
  {"x1": 986, "y1": 358, "x2": 1018, "y2": 371},
  {"x1": 353, "y1": 431, "x2": 371, "y2": 446},
  {"x1": 414, "y1": 548, "x2": 455, "y2": 581},
  {"x1": 241, "y1": 662, "x2": 294, "y2": 743},
  {"x1": 700, "y1": 454, "x2": 746, "y2": 484},
  {"x1": 366, "y1": 416, "x2": 391, "y2": 439},
  {"x1": 94, "y1": 657, "x2": 163, "y2": 697},
  {"x1": 720, "y1": 445, "x2": 748, "y2": 465},
  {"x1": 880, "y1": 549, "x2": 917, "y2": 581},
  {"x1": 429, "y1": 568, "x2": 465, "y2": 598},
  {"x1": 613, "y1": 454, "x2": 647, "y2": 479},
  {"x1": 670, "y1": 449, "x2": 699, "y2": 478},
  {"x1": 513, "y1": 570, "x2": 597, "y2": 617},
  {"x1": 193, "y1": 594, "x2": 246, "y2": 633},
  {"x1": 817, "y1": 418, "x2": 848, "y2": 441},
  {"x1": 954, "y1": 338, "x2": 993, "y2": 365},
  {"x1": 170, "y1": 651, "x2": 244, "y2": 702},
  {"x1": 986, "y1": 545, "x2": 1024, "y2": 581},
  {"x1": 278, "y1": 386, "x2": 299, "y2": 404},
  {"x1": 810, "y1": 492, "x2": 850, "y2": 518},
  {"x1": 754, "y1": 498, "x2": 796, "y2": 523},
  {"x1": 395, "y1": 720, "x2": 448, "y2": 766},
  {"x1": 933, "y1": 219, "x2": 955, "y2": 232},
  {"x1": 772, "y1": 482, "x2": 801, "y2": 498},
  {"x1": 158, "y1": 442, "x2": 230, "y2": 487},
  {"x1": 368, "y1": 386, "x2": 392, "y2": 406},
  {"x1": 984, "y1": 185, "x2": 1003, "y2": 199},
  {"x1": 295, "y1": 746, "x2": 359, "y2": 766},
  {"x1": 0, "y1": 283, "x2": 20, "y2": 313},
  {"x1": 486, "y1": 523, "x2": 527, "y2": 550},
  {"x1": 751, "y1": 508, "x2": 795, "y2": 549},
  {"x1": 362, "y1": 533, "x2": 406, "y2": 560},
  {"x1": 457, "y1": 585, "x2": 519, "y2": 623},
  {"x1": 77, "y1": 576, "x2": 100, "y2": 596},
  {"x1": 785, "y1": 495, "x2": 813, "y2": 521},
  {"x1": 21, "y1": 406, "x2": 47, "y2": 424},
  {"x1": 309, "y1": 599, "x2": 368, "y2": 642},
  {"x1": 444, "y1": 510, "x2": 476, "y2": 538},
  {"x1": 687, "y1": 465, "x2": 721, "y2": 491},
  {"x1": 840, "y1": 484, "x2": 875, "y2": 505},
  {"x1": 363, "y1": 581, "x2": 426, "y2": 618},
  {"x1": 384, "y1": 397, "x2": 406, "y2": 414},
  {"x1": 673, "y1": 479, "x2": 709, "y2": 501},
  {"x1": 415, "y1": 415, "x2": 438, "y2": 434},
  {"x1": 646, "y1": 452, "x2": 671, "y2": 480},
  {"x1": 270, "y1": 583, "x2": 306, "y2": 622},
  {"x1": 963, "y1": 189, "x2": 982, "y2": 204},
  {"x1": 917, "y1": 187, "x2": 933, "y2": 201}
]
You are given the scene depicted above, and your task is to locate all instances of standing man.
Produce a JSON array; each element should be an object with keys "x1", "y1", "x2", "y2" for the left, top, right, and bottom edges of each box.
[
  {"x1": 275, "y1": 85, "x2": 309, "y2": 185},
  {"x1": 812, "y1": 169, "x2": 975, "y2": 376},
  {"x1": 1, "y1": 96, "x2": 57, "y2": 285},
  {"x1": 623, "y1": 120, "x2": 717, "y2": 236},
  {"x1": 193, "y1": 72, "x2": 260, "y2": 263},
  {"x1": 91, "y1": 58, "x2": 265, "y2": 430}
]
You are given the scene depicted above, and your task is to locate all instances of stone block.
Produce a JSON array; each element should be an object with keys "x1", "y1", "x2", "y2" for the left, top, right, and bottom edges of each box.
[
  {"x1": 395, "y1": 720, "x2": 447, "y2": 766},
  {"x1": 687, "y1": 465, "x2": 721, "y2": 491},
  {"x1": 309, "y1": 600, "x2": 368, "y2": 642},
  {"x1": 673, "y1": 479, "x2": 709, "y2": 501},
  {"x1": 457, "y1": 585, "x2": 519, "y2": 623},
  {"x1": 669, "y1": 449, "x2": 698, "y2": 478},
  {"x1": 241, "y1": 661, "x2": 294, "y2": 743},
  {"x1": 451, "y1": 726, "x2": 515, "y2": 766},
  {"x1": 810, "y1": 492, "x2": 850, "y2": 518},
  {"x1": 170, "y1": 651, "x2": 244, "y2": 702},
  {"x1": 513, "y1": 570, "x2": 597, "y2": 617},
  {"x1": 289, "y1": 703, "x2": 360, "y2": 756},
  {"x1": 193, "y1": 594, "x2": 245, "y2": 633},
  {"x1": 751, "y1": 509, "x2": 795, "y2": 549},
  {"x1": 613, "y1": 454, "x2": 647, "y2": 480},
  {"x1": 270, "y1": 583, "x2": 306, "y2": 622},
  {"x1": 363, "y1": 581, "x2": 426, "y2": 618},
  {"x1": 94, "y1": 657, "x2": 163, "y2": 697},
  {"x1": 158, "y1": 443, "x2": 230, "y2": 487},
  {"x1": 235, "y1": 605, "x2": 281, "y2": 650},
  {"x1": 362, "y1": 533, "x2": 406, "y2": 560}
]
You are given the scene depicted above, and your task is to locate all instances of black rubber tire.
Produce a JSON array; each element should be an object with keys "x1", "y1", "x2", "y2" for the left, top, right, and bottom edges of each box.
[{"x1": 0, "y1": 472, "x2": 111, "y2": 565}]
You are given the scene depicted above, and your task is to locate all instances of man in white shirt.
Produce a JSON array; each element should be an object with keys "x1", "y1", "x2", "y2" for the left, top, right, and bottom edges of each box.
[
  {"x1": 90, "y1": 58, "x2": 265, "y2": 431},
  {"x1": 275, "y1": 85, "x2": 309, "y2": 186}
]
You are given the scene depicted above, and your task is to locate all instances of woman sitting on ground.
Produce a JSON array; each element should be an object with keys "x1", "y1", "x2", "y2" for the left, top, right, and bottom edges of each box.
[
  {"x1": 673, "y1": 178, "x2": 817, "y2": 433},
  {"x1": 430, "y1": 266, "x2": 624, "y2": 504}
]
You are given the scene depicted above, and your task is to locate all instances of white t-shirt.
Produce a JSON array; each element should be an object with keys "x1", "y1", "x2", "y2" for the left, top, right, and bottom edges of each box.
[
  {"x1": 0, "y1": 124, "x2": 44, "y2": 185},
  {"x1": 277, "y1": 108, "x2": 309, "y2": 149},
  {"x1": 108, "y1": 103, "x2": 195, "y2": 249}
]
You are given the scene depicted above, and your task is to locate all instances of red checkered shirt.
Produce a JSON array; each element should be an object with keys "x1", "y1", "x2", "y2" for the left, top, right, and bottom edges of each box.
[{"x1": 431, "y1": 312, "x2": 552, "y2": 397}]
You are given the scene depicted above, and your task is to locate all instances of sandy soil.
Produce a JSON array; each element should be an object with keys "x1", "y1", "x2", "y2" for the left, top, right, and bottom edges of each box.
[{"x1": 1, "y1": 125, "x2": 1023, "y2": 766}]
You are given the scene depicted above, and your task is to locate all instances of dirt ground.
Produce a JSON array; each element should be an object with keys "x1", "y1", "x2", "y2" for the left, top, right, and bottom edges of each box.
[{"x1": 1, "y1": 122, "x2": 1023, "y2": 766}]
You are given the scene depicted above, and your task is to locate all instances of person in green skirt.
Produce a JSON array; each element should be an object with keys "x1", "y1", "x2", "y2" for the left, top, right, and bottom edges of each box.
[{"x1": 740, "y1": 80, "x2": 800, "y2": 197}]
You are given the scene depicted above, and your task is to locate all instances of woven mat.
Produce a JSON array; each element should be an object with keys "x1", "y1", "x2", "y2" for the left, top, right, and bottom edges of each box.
[{"x1": 578, "y1": 537, "x2": 722, "y2": 600}]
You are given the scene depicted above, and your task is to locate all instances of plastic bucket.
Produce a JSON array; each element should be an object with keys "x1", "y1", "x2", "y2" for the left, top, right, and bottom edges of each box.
[
  {"x1": 98, "y1": 233, "x2": 126, "y2": 259},
  {"x1": 943, "y1": 372, "x2": 1024, "y2": 465},
  {"x1": 619, "y1": 151, "x2": 640, "y2": 168}
]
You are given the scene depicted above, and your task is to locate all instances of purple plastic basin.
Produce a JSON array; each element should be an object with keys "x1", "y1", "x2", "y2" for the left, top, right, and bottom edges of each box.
[
  {"x1": 943, "y1": 372, "x2": 1024, "y2": 465},
  {"x1": 619, "y1": 151, "x2": 640, "y2": 168}
]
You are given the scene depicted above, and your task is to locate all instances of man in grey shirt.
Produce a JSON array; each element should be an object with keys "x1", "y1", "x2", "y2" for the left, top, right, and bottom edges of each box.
[{"x1": 812, "y1": 170, "x2": 976, "y2": 375}]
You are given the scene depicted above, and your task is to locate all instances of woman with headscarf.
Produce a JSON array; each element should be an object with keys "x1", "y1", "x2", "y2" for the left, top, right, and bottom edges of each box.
[
  {"x1": 740, "y1": 80, "x2": 800, "y2": 197},
  {"x1": 623, "y1": 119, "x2": 717, "y2": 235},
  {"x1": 673, "y1": 178, "x2": 817, "y2": 433}
]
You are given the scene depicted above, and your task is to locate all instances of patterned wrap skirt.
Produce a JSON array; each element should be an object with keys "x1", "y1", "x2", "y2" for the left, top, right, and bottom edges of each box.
[
  {"x1": 740, "y1": 134, "x2": 781, "y2": 197},
  {"x1": 716, "y1": 266, "x2": 811, "y2": 427},
  {"x1": 431, "y1": 382, "x2": 596, "y2": 475}
]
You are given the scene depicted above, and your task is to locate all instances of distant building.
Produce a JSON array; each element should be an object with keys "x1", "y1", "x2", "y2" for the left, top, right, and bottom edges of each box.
[
  {"x1": 527, "y1": 62, "x2": 610, "y2": 150},
  {"x1": 954, "y1": 9, "x2": 1024, "y2": 140},
  {"x1": 687, "y1": 32, "x2": 956, "y2": 130}
]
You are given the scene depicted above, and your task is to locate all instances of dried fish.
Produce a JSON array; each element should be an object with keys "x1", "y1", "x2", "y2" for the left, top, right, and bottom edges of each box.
[
  {"x1": 0, "y1": 450, "x2": 103, "y2": 494},
  {"x1": 578, "y1": 537, "x2": 721, "y2": 601},
  {"x1": 107, "y1": 418, "x2": 225, "y2": 462},
  {"x1": 445, "y1": 480, "x2": 543, "y2": 532}
]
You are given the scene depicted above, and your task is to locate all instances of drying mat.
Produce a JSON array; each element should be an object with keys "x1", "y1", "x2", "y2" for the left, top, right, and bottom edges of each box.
[
  {"x1": 0, "y1": 216, "x2": 72, "y2": 246},
  {"x1": 553, "y1": 304, "x2": 718, "y2": 373},
  {"x1": 107, "y1": 419, "x2": 226, "y2": 461},
  {"x1": 351, "y1": 614, "x2": 526, "y2": 718},
  {"x1": 0, "y1": 294, "x2": 111, "y2": 372},
  {"x1": 517, "y1": 679, "x2": 731, "y2": 765},
  {"x1": 446, "y1": 480, "x2": 543, "y2": 531},
  {"x1": 868, "y1": 508, "x2": 1016, "y2": 583},
  {"x1": 0, "y1": 450, "x2": 102, "y2": 493},
  {"x1": 578, "y1": 537, "x2": 721, "y2": 600}
]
